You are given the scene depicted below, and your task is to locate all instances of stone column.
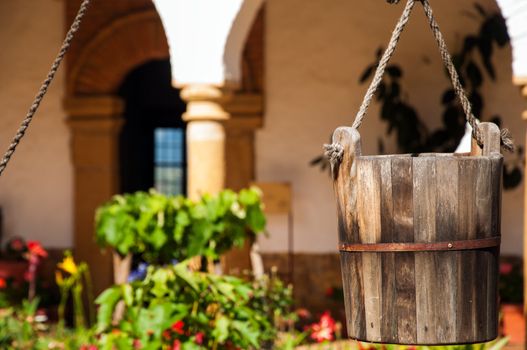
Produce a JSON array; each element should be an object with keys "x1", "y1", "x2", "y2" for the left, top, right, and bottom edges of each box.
[
  {"x1": 64, "y1": 96, "x2": 124, "y2": 294},
  {"x1": 181, "y1": 85, "x2": 231, "y2": 199},
  {"x1": 221, "y1": 94, "x2": 264, "y2": 272}
]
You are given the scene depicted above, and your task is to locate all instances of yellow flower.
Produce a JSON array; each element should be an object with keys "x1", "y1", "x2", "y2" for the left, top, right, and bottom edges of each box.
[
  {"x1": 55, "y1": 271, "x2": 63, "y2": 286},
  {"x1": 58, "y1": 256, "x2": 78, "y2": 275}
]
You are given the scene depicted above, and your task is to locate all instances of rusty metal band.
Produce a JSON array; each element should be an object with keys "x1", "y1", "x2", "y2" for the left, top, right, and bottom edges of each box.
[{"x1": 339, "y1": 236, "x2": 500, "y2": 252}]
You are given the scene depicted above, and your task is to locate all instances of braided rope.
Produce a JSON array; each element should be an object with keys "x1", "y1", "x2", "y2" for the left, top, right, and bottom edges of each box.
[
  {"x1": 352, "y1": 0, "x2": 416, "y2": 130},
  {"x1": 0, "y1": 0, "x2": 91, "y2": 177},
  {"x1": 420, "y1": 0, "x2": 513, "y2": 151},
  {"x1": 352, "y1": 0, "x2": 513, "y2": 152}
]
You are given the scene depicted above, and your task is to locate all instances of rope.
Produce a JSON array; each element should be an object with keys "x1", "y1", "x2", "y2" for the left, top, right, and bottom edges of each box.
[
  {"x1": 419, "y1": 0, "x2": 513, "y2": 151},
  {"x1": 352, "y1": 0, "x2": 416, "y2": 130},
  {"x1": 0, "y1": 0, "x2": 91, "y2": 177},
  {"x1": 324, "y1": 143, "x2": 344, "y2": 179},
  {"x1": 350, "y1": 0, "x2": 513, "y2": 152}
]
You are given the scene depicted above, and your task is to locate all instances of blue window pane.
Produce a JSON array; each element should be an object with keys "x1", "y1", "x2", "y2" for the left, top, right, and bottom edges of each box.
[{"x1": 154, "y1": 128, "x2": 185, "y2": 195}]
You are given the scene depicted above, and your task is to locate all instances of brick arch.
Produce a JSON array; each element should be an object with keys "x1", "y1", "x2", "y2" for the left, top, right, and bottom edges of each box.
[{"x1": 68, "y1": 10, "x2": 169, "y2": 95}]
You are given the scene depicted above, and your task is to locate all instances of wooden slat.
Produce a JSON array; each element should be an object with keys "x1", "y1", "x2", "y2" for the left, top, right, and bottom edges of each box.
[
  {"x1": 435, "y1": 157, "x2": 459, "y2": 342},
  {"x1": 357, "y1": 159, "x2": 382, "y2": 342},
  {"x1": 378, "y1": 159, "x2": 397, "y2": 343},
  {"x1": 413, "y1": 157, "x2": 437, "y2": 243},
  {"x1": 470, "y1": 122, "x2": 501, "y2": 156},
  {"x1": 340, "y1": 253, "x2": 366, "y2": 340},
  {"x1": 456, "y1": 159, "x2": 479, "y2": 342},
  {"x1": 486, "y1": 249, "x2": 499, "y2": 340},
  {"x1": 487, "y1": 155, "x2": 502, "y2": 340},
  {"x1": 391, "y1": 157, "x2": 416, "y2": 344},
  {"x1": 413, "y1": 157, "x2": 437, "y2": 344},
  {"x1": 332, "y1": 127, "x2": 362, "y2": 244}
]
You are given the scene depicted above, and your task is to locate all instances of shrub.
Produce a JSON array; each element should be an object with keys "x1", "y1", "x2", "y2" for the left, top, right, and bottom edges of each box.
[{"x1": 95, "y1": 187, "x2": 266, "y2": 264}]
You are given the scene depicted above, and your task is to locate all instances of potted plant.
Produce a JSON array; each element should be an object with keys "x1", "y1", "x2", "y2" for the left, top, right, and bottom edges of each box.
[
  {"x1": 95, "y1": 187, "x2": 267, "y2": 280},
  {"x1": 94, "y1": 261, "x2": 293, "y2": 349}
]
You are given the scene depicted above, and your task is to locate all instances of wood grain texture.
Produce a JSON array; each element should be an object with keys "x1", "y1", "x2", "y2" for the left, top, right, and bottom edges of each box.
[
  {"x1": 456, "y1": 159, "x2": 478, "y2": 342},
  {"x1": 340, "y1": 252, "x2": 366, "y2": 340},
  {"x1": 331, "y1": 123, "x2": 502, "y2": 345},
  {"x1": 357, "y1": 159, "x2": 382, "y2": 341},
  {"x1": 414, "y1": 158, "x2": 437, "y2": 344},
  {"x1": 378, "y1": 159, "x2": 397, "y2": 343},
  {"x1": 392, "y1": 158, "x2": 416, "y2": 344}
]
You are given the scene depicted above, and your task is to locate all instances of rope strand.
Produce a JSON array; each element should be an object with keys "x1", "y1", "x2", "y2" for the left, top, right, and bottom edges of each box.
[
  {"x1": 0, "y1": 0, "x2": 91, "y2": 177},
  {"x1": 351, "y1": 0, "x2": 513, "y2": 152},
  {"x1": 352, "y1": 0, "x2": 416, "y2": 130}
]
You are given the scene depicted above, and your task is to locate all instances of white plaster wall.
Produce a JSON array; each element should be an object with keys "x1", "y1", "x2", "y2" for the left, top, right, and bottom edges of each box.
[
  {"x1": 0, "y1": 1, "x2": 72, "y2": 248},
  {"x1": 259, "y1": 0, "x2": 526, "y2": 255}
]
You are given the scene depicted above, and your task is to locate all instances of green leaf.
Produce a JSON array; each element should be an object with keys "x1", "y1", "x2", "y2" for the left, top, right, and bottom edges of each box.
[
  {"x1": 246, "y1": 207, "x2": 266, "y2": 233},
  {"x1": 149, "y1": 227, "x2": 167, "y2": 250},
  {"x1": 95, "y1": 287, "x2": 122, "y2": 332},
  {"x1": 138, "y1": 302, "x2": 188, "y2": 339},
  {"x1": 488, "y1": 338, "x2": 509, "y2": 350},
  {"x1": 212, "y1": 316, "x2": 230, "y2": 343},
  {"x1": 174, "y1": 263, "x2": 199, "y2": 291},
  {"x1": 232, "y1": 320, "x2": 260, "y2": 347},
  {"x1": 238, "y1": 188, "x2": 260, "y2": 206},
  {"x1": 122, "y1": 284, "x2": 134, "y2": 306}
]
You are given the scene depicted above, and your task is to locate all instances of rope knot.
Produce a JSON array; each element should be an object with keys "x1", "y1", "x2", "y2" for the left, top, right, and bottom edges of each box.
[
  {"x1": 500, "y1": 128, "x2": 514, "y2": 152},
  {"x1": 324, "y1": 143, "x2": 344, "y2": 179}
]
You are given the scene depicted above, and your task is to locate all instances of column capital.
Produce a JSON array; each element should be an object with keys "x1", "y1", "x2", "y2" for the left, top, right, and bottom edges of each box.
[{"x1": 180, "y1": 84, "x2": 232, "y2": 122}]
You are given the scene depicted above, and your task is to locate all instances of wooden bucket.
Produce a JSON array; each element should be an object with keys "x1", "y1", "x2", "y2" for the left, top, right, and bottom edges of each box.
[{"x1": 331, "y1": 122, "x2": 502, "y2": 345}]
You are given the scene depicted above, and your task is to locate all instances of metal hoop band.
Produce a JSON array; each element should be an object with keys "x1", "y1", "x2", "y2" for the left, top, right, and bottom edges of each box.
[{"x1": 339, "y1": 236, "x2": 500, "y2": 253}]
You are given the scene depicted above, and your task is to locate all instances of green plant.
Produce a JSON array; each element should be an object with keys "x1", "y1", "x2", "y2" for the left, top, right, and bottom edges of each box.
[
  {"x1": 0, "y1": 297, "x2": 96, "y2": 350},
  {"x1": 95, "y1": 261, "x2": 293, "y2": 350},
  {"x1": 95, "y1": 187, "x2": 266, "y2": 264},
  {"x1": 55, "y1": 252, "x2": 95, "y2": 331}
]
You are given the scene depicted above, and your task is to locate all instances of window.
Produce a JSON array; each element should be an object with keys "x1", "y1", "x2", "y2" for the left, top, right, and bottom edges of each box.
[{"x1": 154, "y1": 128, "x2": 186, "y2": 196}]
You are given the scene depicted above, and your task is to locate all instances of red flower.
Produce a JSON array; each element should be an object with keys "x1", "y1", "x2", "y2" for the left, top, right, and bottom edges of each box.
[
  {"x1": 133, "y1": 339, "x2": 142, "y2": 349},
  {"x1": 80, "y1": 345, "x2": 98, "y2": 350},
  {"x1": 172, "y1": 339, "x2": 181, "y2": 350},
  {"x1": 500, "y1": 262, "x2": 513, "y2": 275},
  {"x1": 309, "y1": 311, "x2": 336, "y2": 343},
  {"x1": 163, "y1": 330, "x2": 171, "y2": 340},
  {"x1": 0, "y1": 278, "x2": 6, "y2": 289},
  {"x1": 296, "y1": 308, "x2": 311, "y2": 319},
  {"x1": 195, "y1": 332, "x2": 204, "y2": 345},
  {"x1": 27, "y1": 241, "x2": 48, "y2": 258},
  {"x1": 171, "y1": 320, "x2": 185, "y2": 335},
  {"x1": 9, "y1": 238, "x2": 25, "y2": 251}
]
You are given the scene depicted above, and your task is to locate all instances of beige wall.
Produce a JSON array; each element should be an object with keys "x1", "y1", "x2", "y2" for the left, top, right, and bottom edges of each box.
[
  {"x1": 0, "y1": 1, "x2": 72, "y2": 247},
  {"x1": 259, "y1": 0, "x2": 526, "y2": 255}
]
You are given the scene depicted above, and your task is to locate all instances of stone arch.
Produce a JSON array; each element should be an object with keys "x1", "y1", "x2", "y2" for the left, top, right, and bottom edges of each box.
[
  {"x1": 68, "y1": 10, "x2": 169, "y2": 95},
  {"x1": 223, "y1": 0, "x2": 265, "y2": 87}
]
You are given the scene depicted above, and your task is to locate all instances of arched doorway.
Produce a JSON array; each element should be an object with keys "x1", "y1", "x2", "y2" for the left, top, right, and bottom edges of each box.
[
  {"x1": 118, "y1": 60, "x2": 187, "y2": 196},
  {"x1": 63, "y1": 5, "x2": 264, "y2": 293}
]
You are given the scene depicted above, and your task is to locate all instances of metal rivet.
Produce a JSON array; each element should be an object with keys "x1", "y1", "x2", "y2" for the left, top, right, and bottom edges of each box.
[{"x1": 447, "y1": 243, "x2": 453, "y2": 249}]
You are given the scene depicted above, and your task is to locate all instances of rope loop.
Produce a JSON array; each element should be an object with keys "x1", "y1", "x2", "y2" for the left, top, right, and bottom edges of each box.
[{"x1": 352, "y1": 0, "x2": 513, "y2": 153}]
